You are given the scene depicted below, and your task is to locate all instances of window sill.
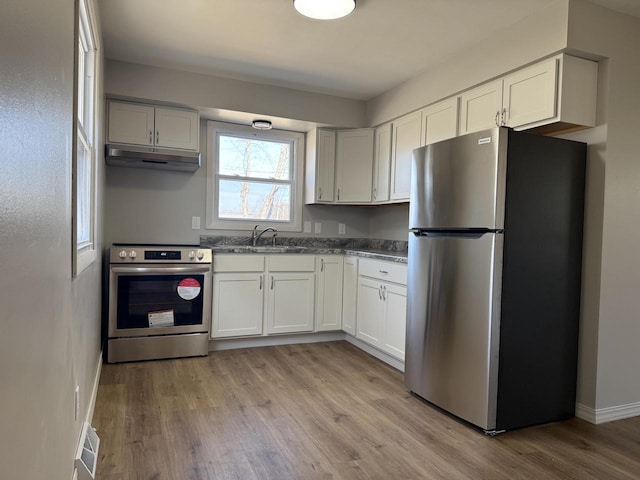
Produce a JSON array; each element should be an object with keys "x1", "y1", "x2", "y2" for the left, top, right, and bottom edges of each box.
[{"x1": 75, "y1": 248, "x2": 97, "y2": 276}]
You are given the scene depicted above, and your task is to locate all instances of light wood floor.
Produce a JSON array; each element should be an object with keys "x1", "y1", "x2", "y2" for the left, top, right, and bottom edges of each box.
[{"x1": 93, "y1": 341, "x2": 640, "y2": 479}]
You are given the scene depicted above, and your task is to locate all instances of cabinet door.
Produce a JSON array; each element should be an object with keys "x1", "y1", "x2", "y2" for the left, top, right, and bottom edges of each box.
[
  {"x1": 502, "y1": 57, "x2": 558, "y2": 129},
  {"x1": 108, "y1": 101, "x2": 155, "y2": 146},
  {"x1": 305, "y1": 129, "x2": 336, "y2": 203},
  {"x1": 382, "y1": 283, "x2": 407, "y2": 361},
  {"x1": 421, "y1": 97, "x2": 459, "y2": 146},
  {"x1": 316, "y1": 256, "x2": 344, "y2": 331},
  {"x1": 154, "y1": 107, "x2": 199, "y2": 151},
  {"x1": 390, "y1": 111, "x2": 422, "y2": 201},
  {"x1": 459, "y1": 79, "x2": 503, "y2": 135},
  {"x1": 356, "y1": 278, "x2": 383, "y2": 348},
  {"x1": 212, "y1": 273, "x2": 264, "y2": 338},
  {"x1": 335, "y1": 129, "x2": 374, "y2": 203},
  {"x1": 373, "y1": 123, "x2": 392, "y2": 203},
  {"x1": 266, "y1": 273, "x2": 315, "y2": 334},
  {"x1": 341, "y1": 257, "x2": 358, "y2": 336}
]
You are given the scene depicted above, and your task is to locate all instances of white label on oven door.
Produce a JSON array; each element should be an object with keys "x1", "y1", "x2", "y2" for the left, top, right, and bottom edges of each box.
[
  {"x1": 177, "y1": 278, "x2": 201, "y2": 300},
  {"x1": 148, "y1": 309, "x2": 175, "y2": 328}
]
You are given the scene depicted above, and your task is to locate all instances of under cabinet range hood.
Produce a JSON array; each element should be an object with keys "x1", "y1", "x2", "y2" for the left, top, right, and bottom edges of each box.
[{"x1": 105, "y1": 144, "x2": 201, "y2": 172}]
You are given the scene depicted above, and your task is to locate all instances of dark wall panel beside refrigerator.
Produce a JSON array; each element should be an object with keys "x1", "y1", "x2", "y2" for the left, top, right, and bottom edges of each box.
[{"x1": 496, "y1": 131, "x2": 586, "y2": 430}]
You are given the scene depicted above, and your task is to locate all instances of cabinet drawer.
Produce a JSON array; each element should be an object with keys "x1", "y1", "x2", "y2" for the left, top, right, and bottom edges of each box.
[
  {"x1": 268, "y1": 255, "x2": 316, "y2": 272},
  {"x1": 358, "y1": 258, "x2": 407, "y2": 285},
  {"x1": 214, "y1": 254, "x2": 265, "y2": 272}
]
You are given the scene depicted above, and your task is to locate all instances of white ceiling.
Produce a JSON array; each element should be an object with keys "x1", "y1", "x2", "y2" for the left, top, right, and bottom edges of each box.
[{"x1": 98, "y1": 0, "x2": 640, "y2": 102}]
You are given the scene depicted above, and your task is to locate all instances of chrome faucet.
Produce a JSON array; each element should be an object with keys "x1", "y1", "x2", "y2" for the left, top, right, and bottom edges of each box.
[{"x1": 252, "y1": 225, "x2": 278, "y2": 246}]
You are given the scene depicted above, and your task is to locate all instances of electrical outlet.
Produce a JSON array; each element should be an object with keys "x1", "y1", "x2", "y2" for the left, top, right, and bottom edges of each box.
[
  {"x1": 314, "y1": 222, "x2": 322, "y2": 234},
  {"x1": 304, "y1": 221, "x2": 312, "y2": 233},
  {"x1": 338, "y1": 223, "x2": 346, "y2": 235},
  {"x1": 74, "y1": 385, "x2": 80, "y2": 421},
  {"x1": 191, "y1": 216, "x2": 201, "y2": 230}
]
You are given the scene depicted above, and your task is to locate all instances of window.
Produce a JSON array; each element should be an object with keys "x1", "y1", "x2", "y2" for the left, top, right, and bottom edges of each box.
[
  {"x1": 73, "y1": 0, "x2": 98, "y2": 275},
  {"x1": 206, "y1": 121, "x2": 304, "y2": 231}
]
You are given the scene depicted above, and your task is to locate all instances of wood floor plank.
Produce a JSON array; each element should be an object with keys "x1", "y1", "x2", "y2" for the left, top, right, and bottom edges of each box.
[{"x1": 92, "y1": 341, "x2": 640, "y2": 480}]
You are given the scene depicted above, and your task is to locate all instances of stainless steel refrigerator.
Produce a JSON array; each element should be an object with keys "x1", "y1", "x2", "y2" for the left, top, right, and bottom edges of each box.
[{"x1": 405, "y1": 127, "x2": 586, "y2": 433}]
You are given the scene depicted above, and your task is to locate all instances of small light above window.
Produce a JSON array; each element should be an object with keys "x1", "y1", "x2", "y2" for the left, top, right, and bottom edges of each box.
[
  {"x1": 252, "y1": 119, "x2": 273, "y2": 130},
  {"x1": 293, "y1": 0, "x2": 356, "y2": 20}
]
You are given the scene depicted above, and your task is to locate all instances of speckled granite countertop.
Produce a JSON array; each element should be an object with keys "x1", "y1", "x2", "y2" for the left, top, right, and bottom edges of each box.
[{"x1": 200, "y1": 236, "x2": 408, "y2": 263}]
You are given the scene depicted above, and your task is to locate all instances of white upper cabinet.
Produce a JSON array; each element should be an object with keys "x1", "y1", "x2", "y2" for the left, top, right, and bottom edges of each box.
[
  {"x1": 390, "y1": 111, "x2": 422, "y2": 202},
  {"x1": 335, "y1": 128, "x2": 374, "y2": 203},
  {"x1": 108, "y1": 102, "x2": 155, "y2": 146},
  {"x1": 304, "y1": 128, "x2": 336, "y2": 204},
  {"x1": 459, "y1": 54, "x2": 598, "y2": 135},
  {"x1": 459, "y1": 79, "x2": 503, "y2": 135},
  {"x1": 107, "y1": 101, "x2": 199, "y2": 151},
  {"x1": 153, "y1": 107, "x2": 200, "y2": 150},
  {"x1": 372, "y1": 123, "x2": 392, "y2": 203},
  {"x1": 421, "y1": 97, "x2": 459, "y2": 146}
]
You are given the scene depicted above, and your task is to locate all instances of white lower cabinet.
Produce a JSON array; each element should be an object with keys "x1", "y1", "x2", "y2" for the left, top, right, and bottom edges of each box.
[
  {"x1": 356, "y1": 277, "x2": 384, "y2": 346},
  {"x1": 356, "y1": 259, "x2": 408, "y2": 361},
  {"x1": 211, "y1": 254, "x2": 315, "y2": 338},
  {"x1": 315, "y1": 256, "x2": 344, "y2": 331},
  {"x1": 381, "y1": 283, "x2": 407, "y2": 360},
  {"x1": 212, "y1": 273, "x2": 264, "y2": 337},
  {"x1": 341, "y1": 256, "x2": 358, "y2": 335},
  {"x1": 266, "y1": 272, "x2": 315, "y2": 334}
]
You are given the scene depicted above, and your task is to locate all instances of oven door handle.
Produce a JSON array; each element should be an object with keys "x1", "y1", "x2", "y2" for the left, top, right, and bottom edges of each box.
[{"x1": 111, "y1": 265, "x2": 212, "y2": 274}]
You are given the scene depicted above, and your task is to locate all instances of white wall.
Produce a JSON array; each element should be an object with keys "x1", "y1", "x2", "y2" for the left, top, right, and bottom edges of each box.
[
  {"x1": 565, "y1": 0, "x2": 640, "y2": 415},
  {"x1": 366, "y1": 0, "x2": 570, "y2": 126},
  {"x1": 0, "y1": 0, "x2": 104, "y2": 478},
  {"x1": 106, "y1": 60, "x2": 367, "y2": 128}
]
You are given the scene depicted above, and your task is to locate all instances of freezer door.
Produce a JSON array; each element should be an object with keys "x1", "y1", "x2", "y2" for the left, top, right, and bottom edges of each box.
[
  {"x1": 405, "y1": 231, "x2": 503, "y2": 431},
  {"x1": 409, "y1": 127, "x2": 507, "y2": 230}
]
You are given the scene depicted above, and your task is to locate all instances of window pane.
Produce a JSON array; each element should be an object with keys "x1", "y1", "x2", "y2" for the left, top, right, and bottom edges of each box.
[
  {"x1": 77, "y1": 38, "x2": 85, "y2": 126},
  {"x1": 77, "y1": 137, "x2": 92, "y2": 244},
  {"x1": 218, "y1": 179, "x2": 291, "y2": 221},
  {"x1": 218, "y1": 135, "x2": 291, "y2": 180}
]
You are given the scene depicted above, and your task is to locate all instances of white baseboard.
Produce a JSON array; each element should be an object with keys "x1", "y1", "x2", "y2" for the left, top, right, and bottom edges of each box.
[
  {"x1": 344, "y1": 335, "x2": 405, "y2": 372},
  {"x1": 86, "y1": 350, "x2": 103, "y2": 425},
  {"x1": 575, "y1": 401, "x2": 640, "y2": 424},
  {"x1": 209, "y1": 331, "x2": 346, "y2": 351}
]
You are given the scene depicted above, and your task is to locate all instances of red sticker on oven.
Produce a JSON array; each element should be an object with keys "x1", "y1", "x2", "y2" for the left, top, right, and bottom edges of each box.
[{"x1": 177, "y1": 278, "x2": 201, "y2": 300}]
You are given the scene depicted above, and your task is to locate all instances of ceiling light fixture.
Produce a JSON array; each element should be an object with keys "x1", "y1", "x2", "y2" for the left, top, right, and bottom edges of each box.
[
  {"x1": 252, "y1": 119, "x2": 273, "y2": 130},
  {"x1": 293, "y1": 0, "x2": 356, "y2": 20}
]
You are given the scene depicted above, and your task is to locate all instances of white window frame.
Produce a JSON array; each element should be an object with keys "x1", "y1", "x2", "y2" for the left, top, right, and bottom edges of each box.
[
  {"x1": 206, "y1": 121, "x2": 304, "y2": 232},
  {"x1": 73, "y1": 0, "x2": 98, "y2": 276}
]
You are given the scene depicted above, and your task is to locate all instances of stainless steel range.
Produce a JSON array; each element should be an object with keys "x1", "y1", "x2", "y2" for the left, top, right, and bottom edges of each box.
[{"x1": 107, "y1": 244, "x2": 212, "y2": 363}]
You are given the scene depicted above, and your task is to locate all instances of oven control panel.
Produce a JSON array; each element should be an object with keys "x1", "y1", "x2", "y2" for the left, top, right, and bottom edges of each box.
[{"x1": 110, "y1": 246, "x2": 212, "y2": 264}]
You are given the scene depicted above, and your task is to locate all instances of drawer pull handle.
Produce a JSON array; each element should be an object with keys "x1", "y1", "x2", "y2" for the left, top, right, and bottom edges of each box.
[
  {"x1": 259, "y1": 276, "x2": 263, "y2": 290},
  {"x1": 320, "y1": 258, "x2": 324, "y2": 272},
  {"x1": 379, "y1": 270, "x2": 388, "y2": 275},
  {"x1": 271, "y1": 276, "x2": 274, "y2": 290}
]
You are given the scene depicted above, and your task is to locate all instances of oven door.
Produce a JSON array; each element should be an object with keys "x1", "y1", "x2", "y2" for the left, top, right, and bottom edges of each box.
[{"x1": 109, "y1": 264, "x2": 211, "y2": 338}]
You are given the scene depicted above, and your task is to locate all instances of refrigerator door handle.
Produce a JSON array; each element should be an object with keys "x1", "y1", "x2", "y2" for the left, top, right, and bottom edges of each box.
[{"x1": 411, "y1": 228, "x2": 499, "y2": 239}]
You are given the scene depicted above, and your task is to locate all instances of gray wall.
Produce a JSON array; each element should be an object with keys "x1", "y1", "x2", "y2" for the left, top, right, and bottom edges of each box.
[
  {"x1": 0, "y1": 1, "x2": 104, "y2": 478},
  {"x1": 104, "y1": 121, "x2": 372, "y2": 246}
]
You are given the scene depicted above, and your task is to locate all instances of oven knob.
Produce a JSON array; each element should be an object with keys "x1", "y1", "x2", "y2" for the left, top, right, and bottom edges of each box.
[
  {"x1": 129, "y1": 250, "x2": 137, "y2": 259},
  {"x1": 119, "y1": 250, "x2": 127, "y2": 259},
  {"x1": 196, "y1": 251, "x2": 204, "y2": 260}
]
